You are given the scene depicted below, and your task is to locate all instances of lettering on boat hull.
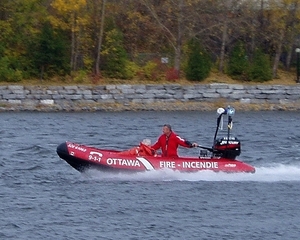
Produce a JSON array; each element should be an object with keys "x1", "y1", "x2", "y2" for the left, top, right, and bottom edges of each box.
[
  {"x1": 106, "y1": 158, "x2": 141, "y2": 167},
  {"x1": 182, "y1": 161, "x2": 218, "y2": 169}
]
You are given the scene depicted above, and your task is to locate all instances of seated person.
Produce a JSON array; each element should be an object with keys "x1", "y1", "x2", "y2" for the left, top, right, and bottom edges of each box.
[
  {"x1": 139, "y1": 139, "x2": 156, "y2": 156},
  {"x1": 118, "y1": 139, "x2": 155, "y2": 156}
]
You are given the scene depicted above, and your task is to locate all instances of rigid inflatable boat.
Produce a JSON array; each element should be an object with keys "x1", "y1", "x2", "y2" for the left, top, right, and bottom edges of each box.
[{"x1": 57, "y1": 107, "x2": 255, "y2": 173}]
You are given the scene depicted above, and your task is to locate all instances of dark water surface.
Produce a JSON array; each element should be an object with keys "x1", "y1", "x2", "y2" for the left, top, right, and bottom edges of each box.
[{"x1": 1, "y1": 111, "x2": 300, "y2": 240}]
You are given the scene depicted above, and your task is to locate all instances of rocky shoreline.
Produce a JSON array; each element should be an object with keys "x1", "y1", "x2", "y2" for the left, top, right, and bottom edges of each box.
[{"x1": 0, "y1": 84, "x2": 300, "y2": 111}]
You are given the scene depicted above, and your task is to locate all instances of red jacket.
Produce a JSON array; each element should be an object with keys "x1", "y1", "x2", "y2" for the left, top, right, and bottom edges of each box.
[{"x1": 151, "y1": 131, "x2": 193, "y2": 158}]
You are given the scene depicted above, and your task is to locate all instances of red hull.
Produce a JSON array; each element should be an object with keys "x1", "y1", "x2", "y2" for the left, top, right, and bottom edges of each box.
[{"x1": 57, "y1": 142, "x2": 255, "y2": 173}]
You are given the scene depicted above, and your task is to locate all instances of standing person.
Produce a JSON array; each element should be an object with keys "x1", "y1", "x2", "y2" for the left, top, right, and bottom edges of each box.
[{"x1": 151, "y1": 124, "x2": 198, "y2": 158}]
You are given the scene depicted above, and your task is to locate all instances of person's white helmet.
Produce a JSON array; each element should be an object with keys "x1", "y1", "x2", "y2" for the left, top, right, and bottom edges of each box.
[
  {"x1": 142, "y1": 139, "x2": 151, "y2": 146},
  {"x1": 217, "y1": 108, "x2": 225, "y2": 115}
]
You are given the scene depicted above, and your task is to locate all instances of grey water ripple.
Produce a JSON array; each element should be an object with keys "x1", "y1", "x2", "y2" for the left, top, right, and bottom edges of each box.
[{"x1": 1, "y1": 111, "x2": 300, "y2": 240}]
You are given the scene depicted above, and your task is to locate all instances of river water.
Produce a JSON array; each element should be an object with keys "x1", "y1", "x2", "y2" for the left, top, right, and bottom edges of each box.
[{"x1": 1, "y1": 110, "x2": 300, "y2": 240}]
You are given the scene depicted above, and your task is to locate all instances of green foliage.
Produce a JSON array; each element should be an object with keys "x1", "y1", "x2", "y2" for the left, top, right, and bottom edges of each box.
[
  {"x1": 28, "y1": 22, "x2": 70, "y2": 79},
  {"x1": 0, "y1": 56, "x2": 23, "y2": 82},
  {"x1": 0, "y1": 21, "x2": 13, "y2": 57},
  {"x1": 248, "y1": 49, "x2": 272, "y2": 82},
  {"x1": 143, "y1": 61, "x2": 158, "y2": 79},
  {"x1": 227, "y1": 42, "x2": 272, "y2": 82},
  {"x1": 101, "y1": 28, "x2": 129, "y2": 79},
  {"x1": 73, "y1": 70, "x2": 89, "y2": 84},
  {"x1": 137, "y1": 60, "x2": 166, "y2": 81},
  {"x1": 123, "y1": 61, "x2": 139, "y2": 79},
  {"x1": 185, "y1": 38, "x2": 211, "y2": 81},
  {"x1": 227, "y1": 41, "x2": 249, "y2": 80}
]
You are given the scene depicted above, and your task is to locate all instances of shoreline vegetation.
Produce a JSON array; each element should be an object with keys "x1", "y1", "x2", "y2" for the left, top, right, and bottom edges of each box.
[
  {"x1": 2, "y1": 1, "x2": 299, "y2": 95},
  {"x1": 2, "y1": 70, "x2": 297, "y2": 87}
]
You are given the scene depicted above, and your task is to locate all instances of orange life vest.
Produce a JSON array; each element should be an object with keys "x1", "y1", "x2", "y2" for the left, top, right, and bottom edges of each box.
[{"x1": 117, "y1": 142, "x2": 155, "y2": 156}]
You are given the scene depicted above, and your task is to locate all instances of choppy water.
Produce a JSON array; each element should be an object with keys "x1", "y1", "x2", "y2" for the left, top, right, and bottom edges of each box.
[{"x1": 1, "y1": 110, "x2": 300, "y2": 239}]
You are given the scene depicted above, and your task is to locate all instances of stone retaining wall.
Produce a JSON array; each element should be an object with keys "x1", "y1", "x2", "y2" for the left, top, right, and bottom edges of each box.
[{"x1": 0, "y1": 84, "x2": 300, "y2": 111}]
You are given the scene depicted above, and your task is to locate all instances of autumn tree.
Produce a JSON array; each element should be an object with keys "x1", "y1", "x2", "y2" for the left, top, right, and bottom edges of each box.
[
  {"x1": 141, "y1": 0, "x2": 202, "y2": 78},
  {"x1": 112, "y1": 1, "x2": 163, "y2": 59},
  {"x1": 196, "y1": 0, "x2": 254, "y2": 73},
  {"x1": 0, "y1": 0, "x2": 47, "y2": 81},
  {"x1": 84, "y1": 0, "x2": 107, "y2": 77},
  {"x1": 266, "y1": 0, "x2": 300, "y2": 77},
  {"x1": 50, "y1": 0, "x2": 88, "y2": 71},
  {"x1": 101, "y1": 27, "x2": 129, "y2": 79}
]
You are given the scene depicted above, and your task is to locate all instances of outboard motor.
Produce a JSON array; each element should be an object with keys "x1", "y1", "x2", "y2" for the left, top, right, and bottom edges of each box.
[
  {"x1": 213, "y1": 137, "x2": 241, "y2": 159},
  {"x1": 198, "y1": 106, "x2": 242, "y2": 160}
]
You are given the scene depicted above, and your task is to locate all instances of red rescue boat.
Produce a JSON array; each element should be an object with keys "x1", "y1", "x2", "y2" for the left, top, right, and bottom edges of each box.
[{"x1": 57, "y1": 107, "x2": 255, "y2": 173}]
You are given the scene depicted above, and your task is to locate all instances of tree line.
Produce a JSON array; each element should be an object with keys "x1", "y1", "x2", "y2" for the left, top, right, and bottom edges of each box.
[{"x1": 0, "y1": 0, "x2": 299, "y2": 83}]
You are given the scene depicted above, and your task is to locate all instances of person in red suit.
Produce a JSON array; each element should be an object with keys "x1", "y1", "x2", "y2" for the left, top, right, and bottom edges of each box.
[{"x1": 151, "y1": 124, "x2": 198, "y2": 158}]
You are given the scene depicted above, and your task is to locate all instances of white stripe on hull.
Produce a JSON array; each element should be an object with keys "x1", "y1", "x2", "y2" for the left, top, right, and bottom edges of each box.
[{"x1": 136, "y1": 157, "x2": 154, "y2": 170}]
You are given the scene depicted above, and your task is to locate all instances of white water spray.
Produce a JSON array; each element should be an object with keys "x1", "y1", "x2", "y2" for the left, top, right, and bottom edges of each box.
[{"x1": 84, "y1": 164, "x2": 300, "y2": 182}]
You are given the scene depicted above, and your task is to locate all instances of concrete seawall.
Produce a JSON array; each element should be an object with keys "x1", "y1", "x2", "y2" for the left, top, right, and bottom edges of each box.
[{"x1": 0, "y1": 84, "x2": 300, "y2": 111}]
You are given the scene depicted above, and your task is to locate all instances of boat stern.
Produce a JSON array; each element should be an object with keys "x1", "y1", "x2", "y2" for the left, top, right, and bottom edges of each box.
[{"x1": 221, "y1": 160, "x2": 255, "y2": 173}]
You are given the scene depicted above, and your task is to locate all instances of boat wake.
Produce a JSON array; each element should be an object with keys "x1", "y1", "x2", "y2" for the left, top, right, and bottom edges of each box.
[{"x1": 84, "y1": 164, "x2": 300, "y2": 182}]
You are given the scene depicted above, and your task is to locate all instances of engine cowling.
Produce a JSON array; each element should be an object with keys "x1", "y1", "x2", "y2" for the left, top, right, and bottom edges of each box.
[{"x1": 213, "y1": 137, "x2": 241, "y2": 159}]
